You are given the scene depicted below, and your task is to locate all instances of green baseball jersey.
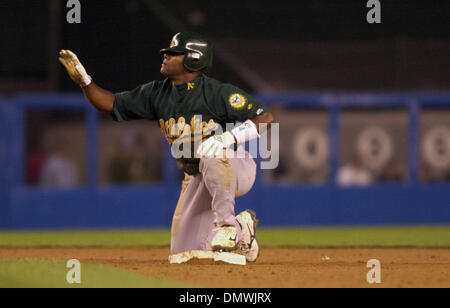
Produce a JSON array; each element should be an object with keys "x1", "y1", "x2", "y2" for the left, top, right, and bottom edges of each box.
[{"x1": 112, "y1": 74, "x2": 269, "y2": 174}]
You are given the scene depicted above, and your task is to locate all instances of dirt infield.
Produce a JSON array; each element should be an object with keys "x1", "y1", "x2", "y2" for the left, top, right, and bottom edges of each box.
[{"x1": 1, "y1": 247, "x2": 449, "y2": 287}]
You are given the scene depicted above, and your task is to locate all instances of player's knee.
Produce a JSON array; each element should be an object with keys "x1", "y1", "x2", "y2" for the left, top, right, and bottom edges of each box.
[{"x1": 201, "y1": 158, "x2": 235, "y2": 188}]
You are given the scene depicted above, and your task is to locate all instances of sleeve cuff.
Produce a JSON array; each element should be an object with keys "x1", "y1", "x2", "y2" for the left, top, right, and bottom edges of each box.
[{"x1": 111, "y1": 95, "x2": 124, "y2": 122}]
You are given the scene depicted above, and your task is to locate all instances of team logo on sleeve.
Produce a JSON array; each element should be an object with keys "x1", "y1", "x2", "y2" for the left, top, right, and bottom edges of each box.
[{"x1": 228, "y1": 93, "x2": 247, "y2": 109}]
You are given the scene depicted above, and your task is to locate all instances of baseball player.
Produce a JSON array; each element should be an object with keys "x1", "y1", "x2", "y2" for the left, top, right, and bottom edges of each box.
[{"x1": 59, "y1": 32, "x2": 274, "y2": 262}]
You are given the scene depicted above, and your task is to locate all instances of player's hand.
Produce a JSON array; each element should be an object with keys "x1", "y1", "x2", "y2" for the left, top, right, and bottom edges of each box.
[
  {"x1": 197, "y1": 132, "x2": 236, "y2": 158},
  {"x1": 58, "y1": 49, "x2": 92, "y2": 87}
]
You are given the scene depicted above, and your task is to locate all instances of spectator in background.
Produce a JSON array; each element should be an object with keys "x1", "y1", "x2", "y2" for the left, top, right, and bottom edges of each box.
[
  {"x1": 107, "y1": 139, "x2": 133, "y2": 184},
  {"x1": 40, "y1": 137, "x2": 79, "y2": 188},
  {"x1": 336, "y1": 154, "x2": 373, "y2": 187},
  {"x1": 129, "y1": 131, "x2": 161, "y2": 183},
  {"x1": 26, "y1": 150, "x2": 47, "y2": 185},
  {"x1": 378, "y1": 160, "x2": 402, "y2": 183},
  {"x1": 419, "y1": 164, "x2": 433, "y2": 183},
  {"x1": 106, "y1": 131, "x2": 162, "y2": 184},
  {"x1": 419, "y1": 163, "x2": 450, "y2": 183}
]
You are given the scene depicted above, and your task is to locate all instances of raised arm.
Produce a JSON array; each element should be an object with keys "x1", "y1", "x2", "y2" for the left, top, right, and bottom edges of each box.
[{"x1": 59, "y1": 49, "x2": 114, "y2": 114}]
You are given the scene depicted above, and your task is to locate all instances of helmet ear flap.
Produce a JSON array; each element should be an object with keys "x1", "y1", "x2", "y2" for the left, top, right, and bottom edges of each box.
[
  {"x1": 184, "y1": 52, "x2": 204, "y2": 71},
  {"x1": 191, "y1": 53, "x2": 201, "y2": 60}
]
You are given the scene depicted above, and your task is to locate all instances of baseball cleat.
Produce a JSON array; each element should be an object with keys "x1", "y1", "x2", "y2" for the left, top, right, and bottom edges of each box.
[
  {"x1": 236, "y1": 209, "x2": 260, "y2": 262},
  {"x1": 211, "y1": 225, "x2": 238, "y2": 252}
]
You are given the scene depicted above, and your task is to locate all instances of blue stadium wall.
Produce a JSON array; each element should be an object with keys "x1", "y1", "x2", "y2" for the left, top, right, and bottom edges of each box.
[{"x1": 0, "y1": 93, "x2": 449, "y2": 229}]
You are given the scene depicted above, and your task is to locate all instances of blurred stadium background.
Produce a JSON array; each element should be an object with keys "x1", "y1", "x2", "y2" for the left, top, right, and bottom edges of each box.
[{"x1": 0, "y1": 0, "x2": 449, "y2": 231}]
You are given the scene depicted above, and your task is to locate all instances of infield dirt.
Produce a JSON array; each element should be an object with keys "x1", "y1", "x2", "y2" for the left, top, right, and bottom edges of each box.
[{"x1": 1, "y1": 247, "x2": 449, "y2": 288}]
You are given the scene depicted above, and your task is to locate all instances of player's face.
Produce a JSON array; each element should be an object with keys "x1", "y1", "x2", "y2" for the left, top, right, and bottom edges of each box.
[{"x1": 161, "y1": 52, "x2": 186, "y2": 77}]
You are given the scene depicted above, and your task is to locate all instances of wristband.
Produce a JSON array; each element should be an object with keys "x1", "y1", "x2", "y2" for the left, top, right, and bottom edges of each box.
[
  {"x1": 76, "y1": 64, "x2": 92, "y2": 87},
  {"x1": 231, "y1": 120, "x2": 260, "y2": 144},
  {"x1": 79, "y1": 75, "x2": 92, "y2": 88}
]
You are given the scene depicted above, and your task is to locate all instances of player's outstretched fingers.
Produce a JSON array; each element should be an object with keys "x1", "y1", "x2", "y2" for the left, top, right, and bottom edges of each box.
[
  {"x1": 59, "y1": 50, "x2": 70, "y2": 64},
  {"x1": 58, "y1": 52, "x2": 70, "y2": 69},
  {"x1": 65, "y1": 50, "x2": 80, "y2": 65},
  {"x1": 58, "y1": 57, "x2": 69, "y2": 70},
  {"x1": 60, "y1": 49, "x2": 70, "y2": 59},
  {"x1": 66, "y1": 50, "x2": 77, "y2": 59},
  {"x1": 59, "y1": 50, "x2": 76, "y2": 66}
]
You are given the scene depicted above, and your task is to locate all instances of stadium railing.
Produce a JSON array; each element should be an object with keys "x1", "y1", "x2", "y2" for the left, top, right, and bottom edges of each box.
[{"x1": 0, "y1": 92, "x2": 449, "y2": 229}]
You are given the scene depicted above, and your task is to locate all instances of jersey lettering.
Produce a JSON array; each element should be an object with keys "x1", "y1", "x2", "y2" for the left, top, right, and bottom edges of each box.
[{"x1": 160, "y1": 116, "x2": 220, "y2": 145}]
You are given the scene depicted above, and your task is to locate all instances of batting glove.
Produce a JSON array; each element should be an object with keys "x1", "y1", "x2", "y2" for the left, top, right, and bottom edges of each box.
[
  {"x1": 58, "y1": 49, "x2": 92, "y2": 87},
  {"x1": 197, "y1": 132, "x2": 236, "y2": 158}
]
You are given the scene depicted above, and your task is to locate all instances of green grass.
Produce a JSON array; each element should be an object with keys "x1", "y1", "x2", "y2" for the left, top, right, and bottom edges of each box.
[
  {"x1": 0, "y1": 226, "x2": 450, "y2": 248},
  {"x1": 0, "y1": 229, "x2": 170, "y2": 247},
  {"x1": 259, "y1": 226, "x2": 450, "y2": 248},
  {"x1": 0, "y1": 259, "x2": 188, "y2": 288}
]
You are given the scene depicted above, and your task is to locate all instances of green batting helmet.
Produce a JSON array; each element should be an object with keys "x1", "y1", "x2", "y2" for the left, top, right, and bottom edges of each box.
[{"x1": 160, "y1": 32, "x2": 213, "y2": 72}]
